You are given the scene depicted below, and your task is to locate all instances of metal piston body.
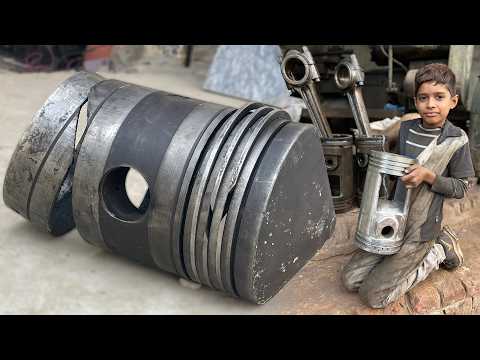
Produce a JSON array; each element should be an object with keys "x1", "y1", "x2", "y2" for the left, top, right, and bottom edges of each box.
[
  {"x1": 69, "y1": 82, "x2": 336, "y2": 304},
  {"x1": 354, "y1": 135, "x2": 388, "y2": 204},
  {"x1": 355, "y1": 150, "x2": 416, "y2": 255},
  {"x1": 321, "y1": 134, "x2": 354, "y2": 213}
]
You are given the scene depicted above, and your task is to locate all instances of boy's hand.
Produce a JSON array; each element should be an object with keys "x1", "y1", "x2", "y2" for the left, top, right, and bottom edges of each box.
[{"x1": 401, "y1": 164, "x2": 436, "y2": 188}]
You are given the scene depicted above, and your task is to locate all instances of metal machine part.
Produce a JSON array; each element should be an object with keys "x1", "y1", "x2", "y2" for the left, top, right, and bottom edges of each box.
[
  {"x1": 354, "y1": 134, "x2": 388, "y2": 204},
  {"x1": 3, "y1": 71, "x2": 104, "y2": 235},
  {"x1": 233, "y1": 122, "x2": 336, "y2": 304},
  {"x1": 334, "y1": 54, "x2": 372, "y2": 137},
  {"x1": 321, "y1": 134, "x2": 354, "y2": 213},
  {"x1": 355, "y1": 150, "x2": 417, "y2": 255},
  {"x1": 281, "y1": 46, "x2": 333, "y2": 138},
  {"x1": 73, "y1": 82, "x2": 158, "y2": 250},
  {"x1": 69, "y1": 83, "x2": 336, "y2": 304}
]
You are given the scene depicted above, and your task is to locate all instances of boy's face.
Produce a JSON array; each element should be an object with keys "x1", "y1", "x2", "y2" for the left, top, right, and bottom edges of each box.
[{"x1": 414, "y1": 81, "x2": 459, "y2": 128}]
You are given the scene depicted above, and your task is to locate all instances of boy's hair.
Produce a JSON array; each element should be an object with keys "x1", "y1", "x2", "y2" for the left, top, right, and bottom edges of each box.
[{"x1": 415, "y1": 63, "x2": 457, "y2": 96}]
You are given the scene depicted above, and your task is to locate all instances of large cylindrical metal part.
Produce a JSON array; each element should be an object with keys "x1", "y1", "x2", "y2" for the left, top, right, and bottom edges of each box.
[
  {"x1": 354, "y1": 135, "x2": 388, "y2": 204},
  {"x1": 321, "y1": 134, "x2": 354, "y2": 213},
  {"x1": 355, "y1": 150, "x2": 416, "y2": 255},
  {"x1": 70, "y1": 79, "x2": 336, "y2": 304},
  {"x1": 4, "y1": 73, "x2": 337, "y2": 305}
]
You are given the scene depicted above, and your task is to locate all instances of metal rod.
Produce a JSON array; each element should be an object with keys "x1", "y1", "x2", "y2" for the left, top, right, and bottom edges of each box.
[
  {"x1": 280, "y1": 46, "x2": 333, "y2": 138},
  {"x1": 334, "y1": 54, "x2": 372, "y2": 137}
]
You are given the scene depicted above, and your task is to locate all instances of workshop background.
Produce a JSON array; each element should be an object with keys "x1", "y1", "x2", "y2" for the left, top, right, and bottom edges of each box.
[{"x1": 1, "y1": 45, "x2": 480, "y2": 314}]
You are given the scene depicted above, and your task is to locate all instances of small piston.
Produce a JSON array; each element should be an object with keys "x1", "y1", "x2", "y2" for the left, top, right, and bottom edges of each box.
[
  {"x1": 355, "y1": 150, "x2": 416, "y2": 255},
  {"x1": 321, "y1": 134, "x2": 354, "y2": 213},
  {"x1": 354, "y1": 134, "x2": 388, "y2": 204}
]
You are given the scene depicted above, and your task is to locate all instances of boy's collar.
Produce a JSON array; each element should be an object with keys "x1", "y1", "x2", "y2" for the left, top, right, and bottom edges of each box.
[{"x1": 414, "y1": 118, "x2": 462, "y2": 144}]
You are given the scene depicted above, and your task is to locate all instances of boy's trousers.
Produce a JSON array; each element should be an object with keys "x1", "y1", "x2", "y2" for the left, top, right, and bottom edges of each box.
[
  {"x1": 342, "y1": 130, "x2": 469, "y2": 309},
  {"x1": 342, "y1": 232, "x2": 446, "y2": 308}
]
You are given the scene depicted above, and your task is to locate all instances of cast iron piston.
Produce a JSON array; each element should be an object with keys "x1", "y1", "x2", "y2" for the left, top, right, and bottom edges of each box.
[
  {"x1": 70, "y1": 81, "x2": 336, "y2": 304},
  {"x1": 321, "y1": 134, "x2": 354, "y2": 213},
  {"x1": 3, "y1": 74, "x2": 337, "y2": 304},
  {"x1": 354, "y1": 134, "x2": 388, "y2": 204},
  {"x1": 355, "y1": 150, "x2": 416, "y2": 255}
]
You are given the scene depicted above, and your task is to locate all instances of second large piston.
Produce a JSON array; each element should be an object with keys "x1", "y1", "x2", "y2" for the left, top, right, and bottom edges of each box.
[
  {"x1": 355, "y1": 150, "x2": 416, "y2": 255},
  {"x1": 321, "y1": 134, "x2": 354, "y2": 213}
]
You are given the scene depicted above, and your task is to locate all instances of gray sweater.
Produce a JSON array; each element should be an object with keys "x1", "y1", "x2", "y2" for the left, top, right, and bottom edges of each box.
[{"x1": 395, "y1": 118, "x2": 475, "y2": 241}]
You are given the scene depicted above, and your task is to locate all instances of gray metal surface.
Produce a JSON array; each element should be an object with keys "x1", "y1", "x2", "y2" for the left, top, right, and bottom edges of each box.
[
  {"x1": 98, "y1": 91, "x2": 201, "y2": 269},
  {"x1": 281, "y1": 47, "x2": 332, "y2": 138},
  {"x1": 148, "y1": 102, "x2": 228, "y2": 278},
  {"x1": 73, "y1": 84, "x2": 156, "y2": 249},
  {"x1": 194, "y1": 104, "x2": 263, "y2": 287},
  {"x1": 3, "y1": 71, "x2": 103, "y2": 235},
  {"x1": 176, "y1": 108, "x2": 235, "y2": 281},
  {"x1": 334, "y1": 54, "x2": 372, "y2": 137},
  {"x1": 205, "y1": 107, "x2": 273, "y2": 290},
  {"x1": 183, "y1": 103, "x2": 261, "y2": 285},
  {"x1": 5, "y1": 72, "x2": 339, "y2": 306},
  {"x1": 220, "y1": 111, "x2": 291, "y2": 296},
  {"x1": 321, "y1": 135, "x2": 354, "y2": 213},
  {"x1": 355, "y1": 135, "x2": 387, "y2": 204},
  {"x1": 234, "y1": 122, "x2": 336, "y2": 303},
  {"x1": 355, "y1": 151, "x2": 416, "y2": 255}
]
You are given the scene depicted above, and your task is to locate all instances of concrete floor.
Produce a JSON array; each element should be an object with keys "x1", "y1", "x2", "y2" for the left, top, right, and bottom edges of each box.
[{"x1": 0, "y1": 68, "x2": 290, "y2": 314}]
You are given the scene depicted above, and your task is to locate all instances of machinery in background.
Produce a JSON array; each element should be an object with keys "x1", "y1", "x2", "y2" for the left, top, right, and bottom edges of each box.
[
  {"x1": 0, "y1": 45, "x2": 86, "y2": 72},
  {"x1": 279, "y1": 45, "x2": 472, "y2": 134},
  {"x1": 281, "y1": 49, "x2": 388, "y2": 213}
]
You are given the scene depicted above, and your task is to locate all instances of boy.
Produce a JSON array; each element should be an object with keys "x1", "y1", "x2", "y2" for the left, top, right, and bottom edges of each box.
[{"x1": 342, "y1": 63, "x2": 475, "y2": 309}]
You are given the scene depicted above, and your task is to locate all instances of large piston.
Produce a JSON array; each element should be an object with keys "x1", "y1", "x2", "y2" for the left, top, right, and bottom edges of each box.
[
  {"x1": 3, "y1": 72, "x2": 337, "y2": 305},
  {"x1": 355, "y1": 150, "x2": 416, "y2": 255},
  {"x1": 321, "y1": 134, "x2": 354, "y2": 213}
]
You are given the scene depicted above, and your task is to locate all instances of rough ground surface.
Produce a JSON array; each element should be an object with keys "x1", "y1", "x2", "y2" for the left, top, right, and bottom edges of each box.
[
  {"x1": 274, "y1": 187, "x2": 480, "y2": 315},
  {"x1": 1, "y1": 67, "x2": 479, "y2": 314}
]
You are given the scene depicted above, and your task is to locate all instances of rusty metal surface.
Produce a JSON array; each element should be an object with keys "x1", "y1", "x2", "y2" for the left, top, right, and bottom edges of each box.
[{"x1": 3, "y1": 71, "x2": 103, "y2": 235}]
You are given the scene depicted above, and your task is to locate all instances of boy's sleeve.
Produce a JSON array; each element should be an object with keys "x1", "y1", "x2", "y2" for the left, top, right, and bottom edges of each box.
[{"x1": 430, "y1": 142, "x2": 475, "y2": 199}]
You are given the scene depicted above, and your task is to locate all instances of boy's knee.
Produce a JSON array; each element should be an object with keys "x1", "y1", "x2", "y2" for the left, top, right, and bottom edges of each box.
[
  {"x1": 341, "y1": 266, "x2": 360, "y2": 293},
  {"x1": 359, "y1": 282, "x2": 395, "y2": 309}
]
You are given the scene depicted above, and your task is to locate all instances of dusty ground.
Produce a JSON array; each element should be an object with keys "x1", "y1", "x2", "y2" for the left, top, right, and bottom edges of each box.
[{"x1": 1, "y1": 66, "x2": 479, "y2": 314}]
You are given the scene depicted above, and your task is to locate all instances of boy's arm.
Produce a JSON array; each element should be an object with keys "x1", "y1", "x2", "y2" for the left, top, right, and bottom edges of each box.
[
  {"x1": 430, "y1": 142, "x2": 475, "y2": 199},
  {"x1": 430, "y1": 176, "x2": 470, "y2": 199}
]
